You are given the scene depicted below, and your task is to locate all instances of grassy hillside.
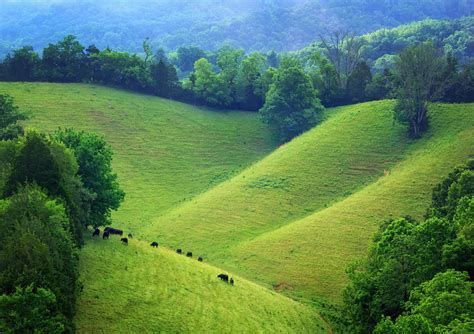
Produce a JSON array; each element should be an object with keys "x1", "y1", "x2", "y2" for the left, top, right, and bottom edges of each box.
[
  {"x1": 142, "y1": 101, "x2": 474, "y2": 303},
  {"x1": 75, "y1": 233, "x2": 327, "y2": 333},
  {"x1": 0, "y1": 82, "x2": 276, "y2": 233},
  {"x1": 1, "y1": 82, "x2": 472, "y2": 327}
]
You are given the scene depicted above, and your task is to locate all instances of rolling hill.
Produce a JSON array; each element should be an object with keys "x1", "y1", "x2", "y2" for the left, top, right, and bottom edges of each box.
[
  {"x1": 0, "y1": 82, "x2": 276, "y2": 233},
  {"x1": 1, "y1": 82, "x2": 472, "y2": 331},
  {"x1": 75, "y1": 233, "x2": 327, "y2": 333}
]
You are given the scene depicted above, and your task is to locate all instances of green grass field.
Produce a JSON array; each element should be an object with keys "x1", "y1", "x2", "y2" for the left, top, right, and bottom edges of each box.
[
  {"x1": 0, "y1": 82, "x2": 276, "y2": 233},
  {"x1": 75, "y1": 233, "x2": 327, "y2": 333},
  {"x1": 143, "y1": 101, "x2": 474, "y2": 303},
  {"x1": 1, "y1": 82, "x2": 472, "y2": 331}
]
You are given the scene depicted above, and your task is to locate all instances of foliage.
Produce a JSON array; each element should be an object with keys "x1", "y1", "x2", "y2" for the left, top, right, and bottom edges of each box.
[
  {"x1": 0, "y1": 46, "x2": 40, "y2": 81},
  {"x1": 344, "y1": 159, "x2": 474, "y2": 333},
  {"x1": 0, "y1": 185, "x2": 79, "y2": 332},
  {"x1": 0, "y1": 0, "x2": 471, "y2": 58},
  {"x1": 53, "y1": 129, "x2": 125, "y2": 228},
  {"x1": 192, "y1": 58, "x2": 232, "y2": 107},
  {"x1": 1, "y1": 17, "x2": 473, "y2": 114},
  {"x1": 374, "y1": 270, "x2": 474, "y2": 333},
  {"x1": 298, "y1": 17, "x2": 474, "y2": 106},
  {"x1": 259, "y1": 59, "x2": 324, "y2": 142},
  {"x1": 0, "y1": 286, "x2": 66, "y2": 334},
  {"x1": 42, "y1": 35, "x2": 86, "y2": 82},
  {"x1": 0, "y1": 93, "x2": 27, "y2": 140},
  {"x1": 3, "y1": 131, "x2": 87, "y2": 245},
  {"x1": 393, "y1": 43, "x2": 447, "y2": 137}
]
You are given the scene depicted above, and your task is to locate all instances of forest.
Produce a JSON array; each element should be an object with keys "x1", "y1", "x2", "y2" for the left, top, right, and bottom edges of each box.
[
  {"x1": 0, "y1": 95, "x2": 124, "y2": 332},
  {"x1": 0, "y1": 0, "x2": 472, "y2": 58}
]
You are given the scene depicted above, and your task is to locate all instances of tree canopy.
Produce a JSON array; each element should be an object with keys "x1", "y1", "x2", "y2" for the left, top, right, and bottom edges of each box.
[
  {"x1": 343, "y1": 159, "x2": 474, "y2": 333},
  {"x1": 259, "y1": 59, "x2": 324, "y2": 142}
]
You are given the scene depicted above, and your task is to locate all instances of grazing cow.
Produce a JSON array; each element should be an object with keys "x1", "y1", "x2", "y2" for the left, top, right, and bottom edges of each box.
[
  {"x1": 176, "y1": 249, "x2": 182, "y2": 254},
  {"x1": 128, "y1": 233, "x2": 133, "y2": 238},
  {"x1": 186, "y1": 252, "x2": 192, "y2": 257},
  {"x1": 198, "y1": 257, "x2": 203, "y2": 262},
  {"x1": 217, "y1": 274, "x2": 229, "y2": 283},
  {"x1": 150, "y1": 241, "x2": 158, "y2": 247},
  {"x1": 121, "y1": 237, "x2": 128, "y2": 245},
  {"x1": 92, "y1": 228, "x2": 100, "y2": 237},
  {"x1": 104, "y1": 227, "x2": 123, "y2": 236},
  {"x1": 102, "y1": 231, "x2": 110, "y2": 239},
  {"x1": 230, "y1": 278, "x2": 234, "y2": 286}
]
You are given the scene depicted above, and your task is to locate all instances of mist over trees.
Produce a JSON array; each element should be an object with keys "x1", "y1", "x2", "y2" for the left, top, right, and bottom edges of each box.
[{"x1": 0, "y1": 0, "x2": 472, "y2": 58}]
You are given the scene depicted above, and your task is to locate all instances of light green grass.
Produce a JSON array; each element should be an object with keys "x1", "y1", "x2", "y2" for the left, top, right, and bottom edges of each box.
[
  {"x1": 142, "y1": 101, "x2": 474, "y2": 303},
  {"x1": 0, "y1": 82, "x2": 276, "y2": 233},
  {"x1": 75, "y1": 234, "x2": 327, "y2": 333},
  {"x1": 233, "y1": 103, "x2": 474, "y2": 303}
]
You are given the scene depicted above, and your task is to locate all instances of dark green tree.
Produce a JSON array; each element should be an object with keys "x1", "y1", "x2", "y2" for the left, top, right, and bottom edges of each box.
[
  {"x1": 3, "y1": 131, "x2": 88, "y2": 245},
  {"x1": 53, "y1": 129, "x2": 125, "y2": 228},
  {"x1": 308, "y1": 52, "x2": 343, "y2": 107},
  {"x1": 393, "y1": 43, "x2": 447, "y2": 137},
  {"x1": 150, "y1": 60, "x2": 179, "y2": 98},
  {"x1": 259, "y1": 58, "x2": 324, "y2": 142},
  {"x1": 0, "y1": 185, "x2": 79, "y2": 330},
  {"x1": 175, "y1": 46, "x2": 206, "y2": 73},
  {"x1": 1, "y1": 46, "x2": 40, "y2": 81},
  {"x1": 0, "y1": 286, "x2": 66, "y2": 334},
  {"x1": 42, "y1": 35, "x2": 86, "y2": 82},
  {"x1": 374, "y1": 270, "x2": 474, "y2": 333},
  {"x1": 0, "y1": 94, "x2": 27, "y2": 140},
  {"x1": 192, "y1": 58, "x2": 232, "y2": 107},
  {"x1": 346, "y1": 61, "x2": 372, "y2": 103},
  {"x1": 4, "y1": 132, "x2": 62, "y2": 197},
  {"x1": 365, "y1": 69, "x2": 396, "y2": 101},
  {"x1": 235, "y1": 52, "x2": 267, "y2": 111}
]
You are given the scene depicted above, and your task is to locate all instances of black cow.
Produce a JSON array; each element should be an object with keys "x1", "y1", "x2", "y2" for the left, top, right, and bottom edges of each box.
[
  {"x1": 230, "y1": 278, "x2": 234, "y2": 286},
  {"x1": 102, "y1": 231, "x2": 110, "y2": 239},
  {"x1": 217, "y1": 274, "x2": 229, "y2": 283},
  {"x1": 150, "y1": 242, "x2": 158, "y2": 247},
  {"x1": 92, "y1": 228, "x2": 100, "y2": 237},
  {"x1": 176, "y1": 249, "x2": 182, "y2": 254},
  {"x1": 128, "y1": 233, "x2": 133, "y2": 238},
  {"x1": 121, "y1": 237, "x2": 128, "y2": 245},
  {"x1": 104, "y1": 227, "x2": 123, "y2": 236},
  {"x1": 186, "y1": 252, "x2": 192, "y2": 257},
  {"x1": 198, "y1": 257, "x2": 203, "y2": 262}
]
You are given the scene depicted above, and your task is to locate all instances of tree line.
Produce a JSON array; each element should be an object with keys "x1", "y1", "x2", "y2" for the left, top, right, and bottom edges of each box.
[
  {"x1": 1, "y1": 31, "x2": 473, "y2": 142},
  {"x1": 0, "y1": 94, "x2": 124, "y2": 332},
  {"x1": 343, "y1": 159, "x2": 474, "y2": 333}
]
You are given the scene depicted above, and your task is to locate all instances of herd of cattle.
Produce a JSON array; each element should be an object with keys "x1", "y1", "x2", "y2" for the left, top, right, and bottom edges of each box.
[{"x1": 92, "y1": 226, "x2": 235, "y2": 285}]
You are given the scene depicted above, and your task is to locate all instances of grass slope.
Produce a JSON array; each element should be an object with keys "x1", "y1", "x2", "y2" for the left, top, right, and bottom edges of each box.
[
  {"x1": 235, "y1": 104, "x2": 474, "y2": 303},
  {"x1": 75, "y1": 234, "x2": 327, "y2": 333},
  {"x1": 1, "y1": 82, "x2": 472, "y2": 325},
  {"x1": 142, "y1": 101, "x2": 474, "y2": 303},
  {"x1": 0, "y1": 82, "x2": 276, "y2": 233}
]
